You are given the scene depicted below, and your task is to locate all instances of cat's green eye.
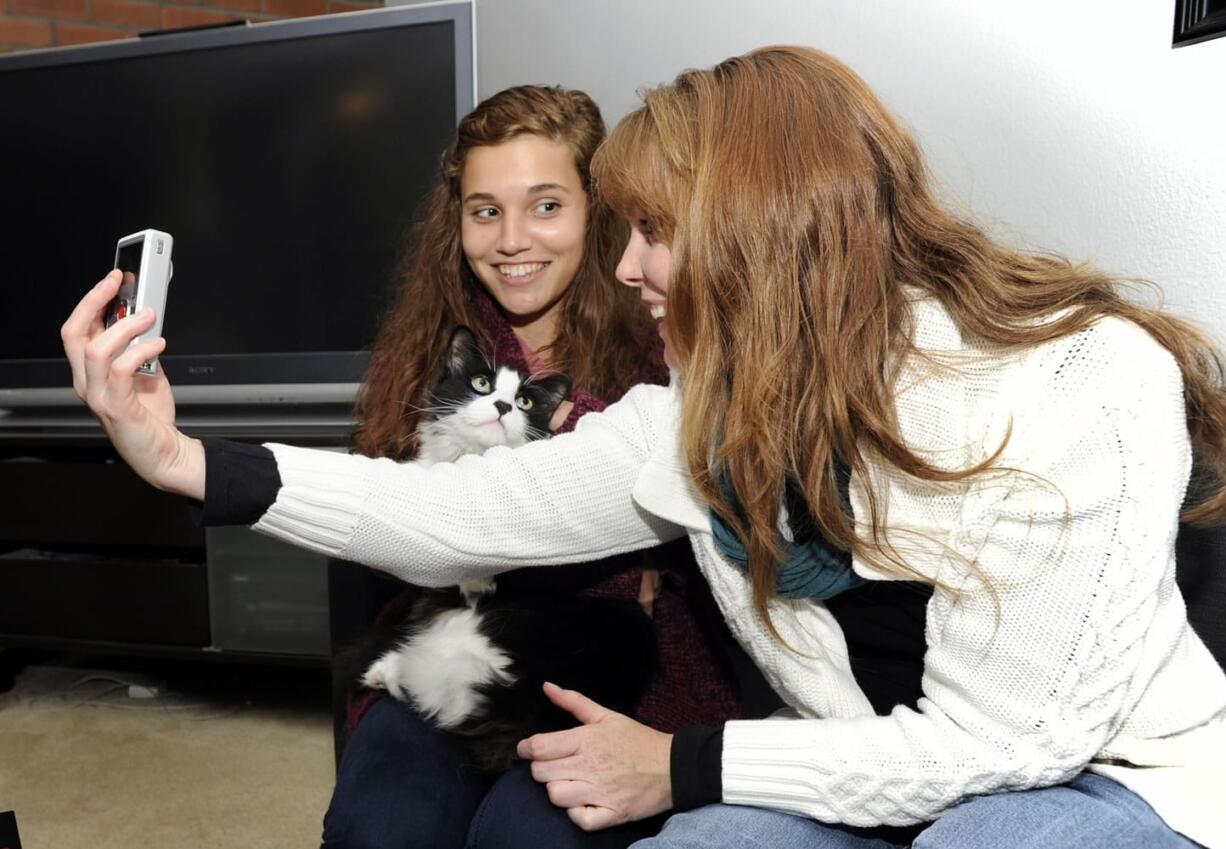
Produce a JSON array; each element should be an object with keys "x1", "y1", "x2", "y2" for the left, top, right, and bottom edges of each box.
[
  {"x1": 470, "y1": 375, "x2": 492, "y2": 394},
  {"x1": 515, "y1": 395, "x2": 534, "y2": 411}
]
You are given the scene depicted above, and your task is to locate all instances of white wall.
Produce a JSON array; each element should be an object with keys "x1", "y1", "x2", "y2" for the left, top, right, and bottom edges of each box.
[{"x1": 471, "y1": 0, "x2": 1226, "y2": 341}]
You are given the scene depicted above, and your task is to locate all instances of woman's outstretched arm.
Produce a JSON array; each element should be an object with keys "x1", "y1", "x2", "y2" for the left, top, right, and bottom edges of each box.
[
  {"x1": 64, "y1": 272, "x2": 684, "y2": 586},
  {"x1": 252, "y1": 383, "x2": 685, "y2": 586}
]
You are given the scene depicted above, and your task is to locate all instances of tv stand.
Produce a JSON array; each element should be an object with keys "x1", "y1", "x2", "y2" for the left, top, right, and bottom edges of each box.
[{"x1": 0, "y1": 418, "x2": 339, "y2": 666}]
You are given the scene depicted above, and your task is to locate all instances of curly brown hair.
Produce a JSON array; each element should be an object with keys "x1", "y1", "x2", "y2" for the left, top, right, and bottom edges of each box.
[{"x1": 352, "y1": 85, "x2": 655, "y2": 460}]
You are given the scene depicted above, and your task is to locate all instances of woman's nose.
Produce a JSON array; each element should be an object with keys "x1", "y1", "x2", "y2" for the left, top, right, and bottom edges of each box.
[
  {"x1": 497, "y1": 213, "x2": 529, "y2": 255},
  {"x1": 616, "y1": 243, "x2": 641, "y2": 288}
]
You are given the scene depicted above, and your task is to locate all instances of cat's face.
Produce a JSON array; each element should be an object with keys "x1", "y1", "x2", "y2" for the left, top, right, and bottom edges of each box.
[{"x1": 425, "y1": 326, "x2": 572, "y2": 453}]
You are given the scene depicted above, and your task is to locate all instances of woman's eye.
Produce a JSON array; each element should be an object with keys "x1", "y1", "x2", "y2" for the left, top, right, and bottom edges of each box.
[
  {"x1": 638, "y1": 219, "x2": 656, "y2": 245},
  {"x1": 515, "y1": 395, "x2": 534, "y2": 411},
  {"x1": 536, "y1": 201, "x2": 560, "y2": 214},
  {"x1": 473, "y1": 207, "x2": 498, "y2": 220},
  {"x1": 470, "y1": 375, "x2": 492, "y2": 393}
]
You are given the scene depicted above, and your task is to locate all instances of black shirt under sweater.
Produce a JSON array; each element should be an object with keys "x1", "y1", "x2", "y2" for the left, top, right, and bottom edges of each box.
[{"x1": 191, "y1": 436, "x2": 930, "y2": 811}]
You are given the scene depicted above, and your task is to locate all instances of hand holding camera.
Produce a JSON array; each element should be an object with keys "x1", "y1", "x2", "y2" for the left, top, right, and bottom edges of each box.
[{"x1": 60, "y1": 230, "x2": 206, "y2": 500}]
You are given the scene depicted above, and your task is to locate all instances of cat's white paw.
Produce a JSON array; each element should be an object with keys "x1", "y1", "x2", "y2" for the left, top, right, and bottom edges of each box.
[
  {"x1": 458, "y1": 577, "x2": 496, "y2": 606},
  {"x1": 360, "y1": 655, "x2": 393, "y2": 693},
  {"x1": 362, "y1": 652, "x2": 415, "y2": 704}
]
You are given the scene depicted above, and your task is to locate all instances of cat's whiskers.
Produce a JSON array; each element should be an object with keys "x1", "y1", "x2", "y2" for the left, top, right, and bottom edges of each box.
[
  {"x1": 414, "y1": 397, "x2": 467, "y2": 417},
  {"x1": 394, "y1": 398, "x2": 445, "y2": 414}
]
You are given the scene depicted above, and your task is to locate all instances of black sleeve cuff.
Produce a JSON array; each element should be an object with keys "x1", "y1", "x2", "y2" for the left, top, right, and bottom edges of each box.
[
  {"x1": 186, "y1": 437, "x2": 282, "y2": 527},
  {"x1": 669, "y1": 724, "x2": 724, "y2": 811}
]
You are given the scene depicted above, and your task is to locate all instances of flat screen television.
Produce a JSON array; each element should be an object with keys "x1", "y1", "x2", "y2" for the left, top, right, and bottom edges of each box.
[{"x1": 0, "y1": 1, "x2": 475, "y2": 441}]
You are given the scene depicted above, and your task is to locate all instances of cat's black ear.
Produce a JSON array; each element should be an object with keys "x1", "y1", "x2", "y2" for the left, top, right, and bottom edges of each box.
[
  {"x1": 444, "y1": 325, "x2": 482, "y2": 375},
  {"x1": 531, "y1": 373, "x2": 573, "y2": 412}
]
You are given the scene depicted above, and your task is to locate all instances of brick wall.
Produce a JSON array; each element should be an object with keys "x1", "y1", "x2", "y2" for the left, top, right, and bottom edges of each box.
[{"x1": 0, "y1": 0, "x2": 383, "y2": 53}]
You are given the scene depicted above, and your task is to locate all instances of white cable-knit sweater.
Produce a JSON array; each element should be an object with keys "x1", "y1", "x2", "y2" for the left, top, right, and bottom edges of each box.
[{"x1": 254, "y1": 296, "x2": 1226, "y2": 845}]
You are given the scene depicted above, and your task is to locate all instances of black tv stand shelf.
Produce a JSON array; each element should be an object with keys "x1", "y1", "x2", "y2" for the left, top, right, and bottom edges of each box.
[{"x1": 0, "y1": 425, "x2": 334, "y2": 665}]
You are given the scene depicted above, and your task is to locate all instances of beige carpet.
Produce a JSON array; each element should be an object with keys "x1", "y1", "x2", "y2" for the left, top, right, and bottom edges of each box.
[{"x1": 0, "y1": 655, "x2": 335, "y2": 849}]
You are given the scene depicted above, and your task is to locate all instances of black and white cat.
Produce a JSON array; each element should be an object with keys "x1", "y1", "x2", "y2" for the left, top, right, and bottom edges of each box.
[{"x1": 353, "y1": 326, "x2": 658, "y2": 775}]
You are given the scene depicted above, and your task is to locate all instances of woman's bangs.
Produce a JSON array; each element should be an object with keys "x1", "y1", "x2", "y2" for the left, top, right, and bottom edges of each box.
[{"x1": 592, "y1": 111, "x2": 675, "y2": 233}]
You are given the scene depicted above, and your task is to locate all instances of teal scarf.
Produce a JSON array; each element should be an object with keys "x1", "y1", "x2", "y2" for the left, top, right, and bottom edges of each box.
[{"x1": 708, "y1": 469, "x2": 864, "y2": 600}]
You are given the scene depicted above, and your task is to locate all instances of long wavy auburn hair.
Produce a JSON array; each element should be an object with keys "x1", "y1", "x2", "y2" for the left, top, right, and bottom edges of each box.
[
  {"x1": 352, "y1": 85, "x2": 654, "y2": 460},
  {"x1": 592, "y1": 45, "x2": 1226, "y2": 636}
]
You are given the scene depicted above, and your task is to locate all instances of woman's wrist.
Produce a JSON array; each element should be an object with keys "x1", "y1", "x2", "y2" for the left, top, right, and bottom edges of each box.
[
  {"x1": 162, "y1": 433, "x2": 206, "y2": 501},
  {"x1": 670, "y1": 724, "x2": 725, "y2": 811},
  {"x1": 194, "y1": 438, "x2": 282, "y2": 525}
]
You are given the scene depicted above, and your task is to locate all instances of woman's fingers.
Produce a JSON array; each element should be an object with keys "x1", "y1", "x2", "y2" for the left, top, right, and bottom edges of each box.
[
  {"x1": 638, "y1": 568, "x2": 662, "y2": 617},
  {"x1": 110, "y1": 335, "x2": 168, "y2": 393},
  {"x1": 541, "y1": 682, "x2": 608, "y2": 724},
  {"x1": 544, "y1": 778, "x2": 592, "y2": 809},
  {"x1": 62, "y1": 270, "x2": 121, "y2": 398},
  {"x1": 549, "y1": 400, "x2": 575, "y2": 431},
  {"x1": 518, "y1": 725, "x2": 583, "y2": 761},
  {"x1": 82, "y1": 308, "x2": 158, "y2": 411},
  {"x1": 530, "y1": 753, "x2": 585, "y2": 784},
  {"x1": 567, "y1": 805, "x2": 621, "y2": 832},
  {"x1": 63, "y1": 270, "x2": 121, "y2": 338}
]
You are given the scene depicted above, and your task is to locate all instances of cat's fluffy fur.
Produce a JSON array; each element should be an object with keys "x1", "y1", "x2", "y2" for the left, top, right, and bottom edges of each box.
[{"x1": 349, "y1": 326, "x2": 658, "y2": 775}]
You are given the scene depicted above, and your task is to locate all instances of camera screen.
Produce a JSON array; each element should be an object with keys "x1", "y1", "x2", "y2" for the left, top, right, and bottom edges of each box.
[{"x1": 104, "y1": 241, "x2": 143, "y2": 329}]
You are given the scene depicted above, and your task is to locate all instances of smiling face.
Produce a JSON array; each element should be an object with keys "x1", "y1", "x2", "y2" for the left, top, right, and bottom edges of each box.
[
  {"x1": 616, "y1": 215, "x2": 675, "y2": 368},
  {"x1": 460, "y1": 135, "x2": 588, "y2": 349}
]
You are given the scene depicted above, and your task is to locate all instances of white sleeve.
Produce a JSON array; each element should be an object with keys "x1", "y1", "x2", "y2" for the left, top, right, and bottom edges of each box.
[
  {"x1": 251, "y1": 384, "x2": 684, "y2": 586},
  {"x1": 722, "y1": 328, "x2": 1197, "y2": 826}
]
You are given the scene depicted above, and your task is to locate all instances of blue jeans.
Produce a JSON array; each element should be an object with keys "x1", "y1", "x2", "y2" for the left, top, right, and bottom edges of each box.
[
  {"x1": 629, "y1": 772, "x2": 1201, "y2": 849},
  {"x1": 320, "y1": 697, "x2": 663, "y2": 849}
]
